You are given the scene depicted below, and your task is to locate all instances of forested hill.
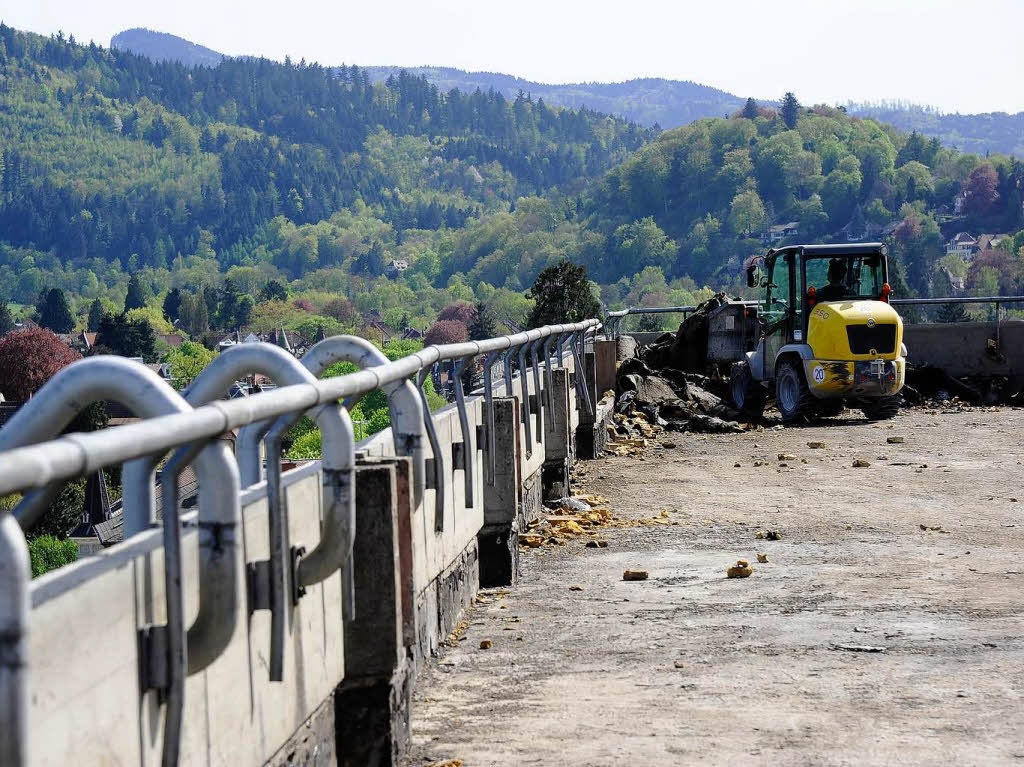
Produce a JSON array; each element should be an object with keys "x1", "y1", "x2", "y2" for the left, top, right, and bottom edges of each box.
[
  {"x1": 848, "y1": 103, "x2": 1024, "y2": 160},
  {"x1": 112, "y1": 28, "x2": 1024, "y2": 157},
  {"x1": 581, "y1": 100, "x2": 1024, "y2": 303},
  {"x1": 0, "y1": 25, "x2": 649, "y2": 287},
  {"x1": 111, "y1": 28, "x2": 223, "y2": 68},
  {"x1": 363, "y1": 68, "x2": 746, "y2": 129}
]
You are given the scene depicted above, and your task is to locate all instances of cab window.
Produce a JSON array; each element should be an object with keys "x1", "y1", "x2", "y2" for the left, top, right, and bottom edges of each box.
[{"x1": 806, "y1": 254, "x2": 884, "y2": 300}]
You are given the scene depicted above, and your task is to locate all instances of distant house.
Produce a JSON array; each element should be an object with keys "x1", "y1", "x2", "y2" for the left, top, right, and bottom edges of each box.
[
  {"x1": 765, "y1": 222, "x2": 799, "y2": 244},
  {"x1": 401, "y1": 326, "x2": 425, "y2": 341},
  {"x1": 976, "y1": 233, "x2": 1011, "y2": 253},
  {"x1": 945, "y1": 232, "x2": 977, "y2": 259},
  {"x1": 385, "y1": 259, "x2": 409, "y2": 278},
  {"x1": 362, "y1": 320, "x2": 393, "y2": 345},
  {"x1": 157, "y1": 333, "x2": 185, "y2": 348}
]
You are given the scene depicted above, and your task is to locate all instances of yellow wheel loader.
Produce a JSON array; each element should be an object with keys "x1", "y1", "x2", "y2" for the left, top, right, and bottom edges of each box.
[{"x1": 729, "y1": 243, "x2": 906, "y2": 422}]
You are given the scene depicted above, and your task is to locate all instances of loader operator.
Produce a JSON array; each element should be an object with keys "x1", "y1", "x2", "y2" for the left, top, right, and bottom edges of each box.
[{"x1": 817, "y1": 258, "x2": 848, "y2": 301}]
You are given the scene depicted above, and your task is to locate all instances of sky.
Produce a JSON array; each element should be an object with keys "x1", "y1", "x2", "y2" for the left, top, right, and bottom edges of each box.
[{"x1": 3, "y1": 0, "x2": 1023, "y2": 114}]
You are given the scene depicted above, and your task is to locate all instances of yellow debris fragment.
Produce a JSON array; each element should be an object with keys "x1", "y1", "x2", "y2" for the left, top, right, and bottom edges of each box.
[
  {"x1": 727, "y1": 559, "x2": 754, "y2": 578},
  {"x1": 623, "y1": 569, "x2": 649, "y2": 581}
]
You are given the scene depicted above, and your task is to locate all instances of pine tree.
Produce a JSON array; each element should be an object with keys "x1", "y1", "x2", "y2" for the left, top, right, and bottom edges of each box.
[
  {"x1": 741, "y1": 97, "x2": 759, "y2": 120},
  {"x1": 124, "y1": 274, "x2": 147, "y2": 311},
  {"x1": 162, "y1": 288, "x2": 181, "y2": 322},
  {"x1": 467, "y1": 301, "x2": 497, "y2": 341},
  {"x1": 37, "y1": 288, "x2": 75, "y2": 333},
  {"x1": 781, "y1": 92, "x2": 800, "y2": 129},
  {"x1": 87, "y1": 299, "x2": 103, "y2": 332}
]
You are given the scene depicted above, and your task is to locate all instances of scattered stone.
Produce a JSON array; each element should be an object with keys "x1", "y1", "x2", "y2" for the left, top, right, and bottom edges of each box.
[
  {"x1": 727, "y1": 559, "x2": 754, "y2": 578},
  {"x1": 887, "y1": 436, "x2": 905, "y2": 444},
  {"x1": 426, "y1": 760, "x2": 464, "y2": 767},
  {"x1": 807, "y1": 441, "x2": 826, "y2": 449},
  {"x1": 623, "y1": 569, "x2": 649, "y2": 581},
  {"x1": 520, "y1": 533, "x2": 544, "y2": 548},
  {"x1": 765, "y1": 530, "x2": 782, "y2": 541},
  {"x1": 853, "y1": 459, "x2": 871, "y2": 468},
  {"x1": 662, "y1": 442, "x2": 677, "y2": 449},
  {"x1": 734, "y1": 462, "x2": 741, "y2": 468},
  {"x1": 756, "y1": 553, "x2": 769, "y2": 563},
  {"x1": 478, "y1": 639, "x2": 493, "y2": 650},
  {"x1": 585, "y1": 540, "x2": 609, "y2": 548},
  {"x1": 569, "y1": 584, "x2": 584, "y2": 591},
  {"x1": 755, "y1": 530, "x2": 765, "y2": 539},
  {"x1": 673, "y1": 660, "x2": 686, "y2": 669},
  {"x1": 920, "y1": 524, "x2": 951, "y2": 534},
  {"x1": 778, "y1": 453, "x2": 797, "y2": 461},
  {"x1": 832, "y1": 644, "x2": 885, "y2": 653}
]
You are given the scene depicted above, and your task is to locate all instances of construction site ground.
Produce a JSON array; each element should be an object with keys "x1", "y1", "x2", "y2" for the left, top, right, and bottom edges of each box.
[{"x1": 404, "y1": 406, "x2": 1024, "y2": 766}]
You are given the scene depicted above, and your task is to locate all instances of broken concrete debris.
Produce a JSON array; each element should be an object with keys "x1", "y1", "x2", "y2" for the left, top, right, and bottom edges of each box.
[
  {"x1": 613, "y1": 356, "x2": 744, "y2": 436},
  {"x1": 887, "y1": 436, "x2": 905, "y2": 444},
  {"x1": 756, "y1": 553, "x2": 769, "y2": 563},
  {"x1": 853, "y1": 459, "x2": 871, "y2": 468},
  {"x1": 727, "y1": 559, "x2": 754, "y2": 578},
  {"x1": 623, "y1": 569, "x2": 649, "y2": 581}
]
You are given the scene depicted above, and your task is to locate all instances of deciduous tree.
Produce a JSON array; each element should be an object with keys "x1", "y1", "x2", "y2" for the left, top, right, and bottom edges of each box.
[{"x1": 0, "y1": 327, "x2": 81, "y2": 400}]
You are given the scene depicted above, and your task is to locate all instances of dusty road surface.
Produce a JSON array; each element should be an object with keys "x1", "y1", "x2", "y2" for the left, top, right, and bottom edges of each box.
[{"x1": 405, "y1": 408, "x2": 1024, "y2": 766}]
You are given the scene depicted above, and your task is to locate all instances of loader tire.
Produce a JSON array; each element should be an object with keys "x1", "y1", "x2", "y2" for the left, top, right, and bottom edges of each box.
[
  {"x1": 860, "y1": 396, "x2": 901, "y2": 421},
  {"x1": 775, "y1": 361, "x2": 815, "y2": 423},
  {"x1": 729, "y1": 361, "x2": 766, "y2": 419}
]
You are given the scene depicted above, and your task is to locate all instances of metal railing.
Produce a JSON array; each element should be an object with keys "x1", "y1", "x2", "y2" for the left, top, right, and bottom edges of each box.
[
  {"x1": 606, "y1": 295, "x2": 1024, "y2": 339},
  {"x1": 0, "y1": 319, "x2": 599, "y2": 767}
]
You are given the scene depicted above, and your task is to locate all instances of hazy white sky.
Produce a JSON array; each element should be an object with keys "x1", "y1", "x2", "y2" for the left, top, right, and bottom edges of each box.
[{"x1": 3, "y1": 0, "x2": 1022, "y2": 114}]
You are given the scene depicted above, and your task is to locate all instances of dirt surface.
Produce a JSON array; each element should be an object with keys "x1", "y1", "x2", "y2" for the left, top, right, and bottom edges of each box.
[{"x1": 405, "y1": 408, "x2": 1024, "y2": 766}]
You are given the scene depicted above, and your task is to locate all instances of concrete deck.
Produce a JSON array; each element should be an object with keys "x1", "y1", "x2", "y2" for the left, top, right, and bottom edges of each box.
[{"x1": 405, "y1": 407, "x2": 1024, "y2": 766}]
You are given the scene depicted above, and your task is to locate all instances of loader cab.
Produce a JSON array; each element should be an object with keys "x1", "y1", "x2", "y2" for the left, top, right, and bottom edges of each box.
[{"x1": 754, "y1": 243, "x2": 891, "y2": 378}]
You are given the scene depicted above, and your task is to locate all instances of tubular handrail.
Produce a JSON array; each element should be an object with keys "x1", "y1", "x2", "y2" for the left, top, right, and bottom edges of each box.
[
  {"x1": 0, "y1": 319, "x2": 600, "y2": 498},
  {"x1": 0, "y1": 318, "x2": 599, "y2": 767}
]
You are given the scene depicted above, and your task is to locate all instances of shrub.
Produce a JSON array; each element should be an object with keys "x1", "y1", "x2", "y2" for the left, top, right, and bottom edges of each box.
[{"x1": 28, "y1": 535, "x2": 78, "y2": 578}]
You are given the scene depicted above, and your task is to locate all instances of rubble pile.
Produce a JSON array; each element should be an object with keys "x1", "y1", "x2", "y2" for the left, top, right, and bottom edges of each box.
[
  {"x1": 904, "y1": 364, "x2": 1024, "y2": 407},
  {"x1": 519, "y1": 495, "x2": 680, "y2": 548},
  {"x1": 613, "y1": 356, "x2": 744, "y2": 435},
  {"x1": 641, "y1": 291, "x2": 732, "y2": 373}
]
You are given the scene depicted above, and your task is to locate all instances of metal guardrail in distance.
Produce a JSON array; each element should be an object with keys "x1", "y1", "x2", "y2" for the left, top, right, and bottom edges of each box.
[
  {"x1": 606, "y1": 296, "x2": 1024, "y2": 338},
  {"x1": 0, "y1": 320, "x2": 599, "y2": 767}
]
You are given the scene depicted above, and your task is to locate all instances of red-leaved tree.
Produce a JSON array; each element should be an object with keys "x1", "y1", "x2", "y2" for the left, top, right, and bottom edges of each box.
[
  {"x1": 0, "y1": 328, "x2": 81, "y2": 401},
  {"x1": 437, "y1": 301, "x2": 478, "y2": 325},
  {"x1": 424, "y1": 320, "x2": 469, "y2": 347},
  {"x1": 964, "y1": 164, "x2": 1000, "y2": 219},
  {"x1": 320, "y1": 297, "x2": 359, "y2": 325}
]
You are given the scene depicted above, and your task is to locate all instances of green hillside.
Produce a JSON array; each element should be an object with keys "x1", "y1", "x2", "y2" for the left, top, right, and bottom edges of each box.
[{"x1": 1, "y1": 25, "x2": 1023, "y2": 341}]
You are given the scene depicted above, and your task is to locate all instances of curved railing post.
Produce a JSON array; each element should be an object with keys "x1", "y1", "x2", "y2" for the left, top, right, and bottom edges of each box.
[{"x1": 0, "y1": 512, "x2": 29, "y2": 766}]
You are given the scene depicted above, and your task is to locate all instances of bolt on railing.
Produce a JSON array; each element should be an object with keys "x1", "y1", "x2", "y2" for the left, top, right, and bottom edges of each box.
[{"x1": 0, "y1": 319, "x2": 599, "y2": 767}]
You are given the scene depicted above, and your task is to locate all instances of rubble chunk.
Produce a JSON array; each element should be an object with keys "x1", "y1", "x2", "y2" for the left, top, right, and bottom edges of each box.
[
  {"x1": 727, "y1": 559, "x2": 754, "y2": 578},
  {"x1": 853, "y1": 459, "x2": 871, "y2": 468},
  {"x1": 623, "y1": 569, "x2": 649, "y2": 581}
]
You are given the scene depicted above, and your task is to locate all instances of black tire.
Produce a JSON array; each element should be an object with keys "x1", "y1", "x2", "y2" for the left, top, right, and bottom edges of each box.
[
  {"x1": 729, "y1": 361, "x2": 766, "y2": 418},
  {"x1": 815, "y1": 399, "x2": 846, "y2": 418},
  {"x1": 860, "y1": 396, "x2": 901, "y2": 421},
  {"x1": 775, "y1": 361, "x2": 815, "y2": 423}
]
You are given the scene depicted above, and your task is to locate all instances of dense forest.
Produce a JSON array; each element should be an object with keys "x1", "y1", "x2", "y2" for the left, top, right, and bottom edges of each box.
[
  {"x1": 2, "y1": 25, "x2": 1024, "y2": 344},
  {"x1": 114, "y1": 28, "x2": 1024, "y2": 158}
]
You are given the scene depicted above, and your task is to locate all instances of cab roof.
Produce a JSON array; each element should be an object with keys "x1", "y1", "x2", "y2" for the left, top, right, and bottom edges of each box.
[{"x1": 767, "y1": 243, "x2": 887, "y2": 258}]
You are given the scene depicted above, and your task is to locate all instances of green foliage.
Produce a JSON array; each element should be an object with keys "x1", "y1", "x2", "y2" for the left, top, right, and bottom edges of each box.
[
  {"x1": 28, "y1": 535, "x2": 79, "y2": 577},
  {"x1": 95, "y1": 312, "x2": 157, "y2": 361},
  {"x1": 124, "y1": 273, "x2": 148, "y2": 311},
  {"x1": 163, "y1": 340, "x2": 216, "y2": 388},
  {"x1": 526, "y1": 260, "x2": 601, "y2": 328},
  {"x1": 0, "y1": 300, "x2": 12, "y2": 335},
  {"x1": 36, "y1": 288, "x2": 74, "y2": 333},
  {"x1": 28, "y1": 479, "x2": 84, "y2": 540},
  {"x1": 781, "y1": 92, "x2": 801, "y2": 130}
]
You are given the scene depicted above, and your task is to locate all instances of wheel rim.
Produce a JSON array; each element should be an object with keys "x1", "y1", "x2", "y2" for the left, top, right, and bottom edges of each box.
[{"x1": 778, "y1": 369, "x2": 798, "y2": 414}]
